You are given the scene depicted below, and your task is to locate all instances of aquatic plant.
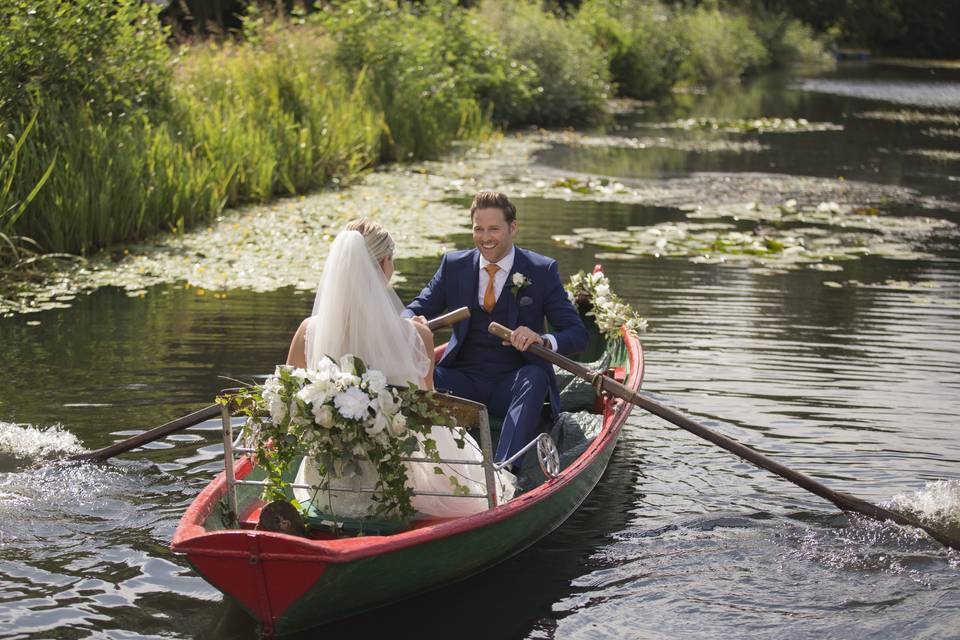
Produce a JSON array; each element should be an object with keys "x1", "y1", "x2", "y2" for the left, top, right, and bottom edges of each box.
[
  {"x1": 659, "y1": 117, "x2": 842, "y2": 134},
  {"x1": 554, "y1": 200, "x2": 956, "y2": 272}
]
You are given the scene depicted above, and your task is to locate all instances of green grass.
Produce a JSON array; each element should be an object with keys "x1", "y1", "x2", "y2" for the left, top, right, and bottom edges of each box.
[{"x1": 0, "y1": 0, "x2": 834, "y2": 268}]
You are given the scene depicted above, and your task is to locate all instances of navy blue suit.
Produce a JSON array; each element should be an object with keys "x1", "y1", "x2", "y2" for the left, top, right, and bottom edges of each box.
[{"x1": 405, "y1": 246, "x2": 588, "y2": 463}]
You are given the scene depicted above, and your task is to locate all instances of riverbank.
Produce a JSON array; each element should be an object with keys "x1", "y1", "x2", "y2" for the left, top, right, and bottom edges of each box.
[
  {"x1": 5, "y1": 124, "x2": 952, "y2": 319},
  {"x1": 0, "y1": 0, "x2": 832, "y2": 274}
]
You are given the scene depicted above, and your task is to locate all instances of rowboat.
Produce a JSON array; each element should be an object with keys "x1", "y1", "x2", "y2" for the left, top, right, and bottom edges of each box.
[{"x1": 170, "y1": 270, "x2": 645, "y2": 637}]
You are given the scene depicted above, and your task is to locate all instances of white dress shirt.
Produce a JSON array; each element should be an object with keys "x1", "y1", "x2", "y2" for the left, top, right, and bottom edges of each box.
[{"x1": 478, "y1": 247, "x2": 557, "y2": 350}]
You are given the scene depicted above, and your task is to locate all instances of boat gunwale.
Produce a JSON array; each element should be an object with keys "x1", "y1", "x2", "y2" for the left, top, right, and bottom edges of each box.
[{"x1": 171, "y1": 325, "x2": 644, "y2": 563}]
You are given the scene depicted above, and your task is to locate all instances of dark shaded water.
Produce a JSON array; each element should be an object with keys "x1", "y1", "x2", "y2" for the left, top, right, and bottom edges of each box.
[{"x1": 1, "y1": 63, "x2": 959, "y2": 639}]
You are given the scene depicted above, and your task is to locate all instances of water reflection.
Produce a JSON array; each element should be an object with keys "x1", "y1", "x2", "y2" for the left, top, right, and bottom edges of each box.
[{"x1": 0, "y1": 62, "x2": 958, "y2": 639}]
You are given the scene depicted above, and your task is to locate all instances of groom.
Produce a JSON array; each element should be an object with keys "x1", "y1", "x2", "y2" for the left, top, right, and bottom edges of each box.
[{"x1": 405, "y1": 191, "x2": 588, "y2": 467}]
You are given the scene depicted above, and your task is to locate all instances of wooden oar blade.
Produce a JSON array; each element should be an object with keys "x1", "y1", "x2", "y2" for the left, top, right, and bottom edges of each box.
[{"x1": 70, "y1": 403, "x2": 222, "y2": 463}]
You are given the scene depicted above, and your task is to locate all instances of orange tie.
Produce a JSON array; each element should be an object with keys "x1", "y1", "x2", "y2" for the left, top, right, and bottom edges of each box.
[{"x1": 483, "y1": 264, "x2": 499, "y2": 312}]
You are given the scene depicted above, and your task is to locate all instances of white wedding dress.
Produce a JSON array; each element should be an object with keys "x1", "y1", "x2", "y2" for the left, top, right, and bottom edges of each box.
[{"x1": 291, "y1": 230, "x2": 516, "y2": 520}]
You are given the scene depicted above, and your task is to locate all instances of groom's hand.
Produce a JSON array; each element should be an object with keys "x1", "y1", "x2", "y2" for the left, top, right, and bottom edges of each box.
[{"x1": 504, "y1": 326, "x2": 544, "y2": 352}]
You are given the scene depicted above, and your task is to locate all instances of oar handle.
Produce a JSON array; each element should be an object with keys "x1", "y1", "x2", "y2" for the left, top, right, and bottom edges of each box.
[
  {"x1": 487, "y1": 321, "x2": 960, "y2": 551},
  {"x1": 427, "y1": 306, "x2": 470, "y2": 331},
  {"x1": 488, "y1": 322, "x2": 589, "y2": 373}
]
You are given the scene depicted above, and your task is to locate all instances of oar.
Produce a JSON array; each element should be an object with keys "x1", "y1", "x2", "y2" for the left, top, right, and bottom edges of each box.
[
  {"x1": 71, "y1": 307, "x2": 472, "y2": 463},
  {"x1": 488, "y1": 322, "x2": 960, "y2": 551}
]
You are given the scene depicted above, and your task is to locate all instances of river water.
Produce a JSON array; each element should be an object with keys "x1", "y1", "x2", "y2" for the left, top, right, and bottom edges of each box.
[{"x1": 1, "y1": 63, "x2": 958, "y2": 639}]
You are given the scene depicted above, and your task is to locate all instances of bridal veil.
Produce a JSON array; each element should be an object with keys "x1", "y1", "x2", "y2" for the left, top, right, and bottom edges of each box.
[{"x1": 304, "y1": 229, "x2": 430, "y2": 387}]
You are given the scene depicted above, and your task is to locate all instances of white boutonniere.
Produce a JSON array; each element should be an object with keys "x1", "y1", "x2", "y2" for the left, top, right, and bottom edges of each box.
[{"x1": 510, "y1": 272, "x2": 532, "y2": 296}]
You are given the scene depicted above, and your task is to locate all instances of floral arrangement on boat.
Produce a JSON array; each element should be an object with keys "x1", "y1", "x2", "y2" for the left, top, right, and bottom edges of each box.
[
  {"x1": 566, "y1": 270, "x2": 648, "y2": 339},
  {"x1": 223, "y1": 356, "x2": 461, "y2": 521}
]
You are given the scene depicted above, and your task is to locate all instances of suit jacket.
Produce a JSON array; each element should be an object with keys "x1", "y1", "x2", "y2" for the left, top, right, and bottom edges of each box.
[{"x1": 404, "y1": 246, "x2": 588, "y2": 414}]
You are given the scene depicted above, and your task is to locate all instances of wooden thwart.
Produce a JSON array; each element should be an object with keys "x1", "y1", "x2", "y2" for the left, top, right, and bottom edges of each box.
[{"x1": 487, "y1": 321, "x2": 960, "y2": 552}]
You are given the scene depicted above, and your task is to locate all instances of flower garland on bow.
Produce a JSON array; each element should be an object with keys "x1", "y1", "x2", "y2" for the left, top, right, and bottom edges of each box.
[
  {"x1": 222, "y1": 356, "x2": 462, "y2": 523},
  {"x1": 566, "y1": 270, "x2": 648, "y2": 339}
]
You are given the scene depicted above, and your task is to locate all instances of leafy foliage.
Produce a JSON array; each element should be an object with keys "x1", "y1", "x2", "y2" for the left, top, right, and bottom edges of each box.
[
  {"x1": 314, "y1": 0, "x2": 502, "y2": 160},
  {"x1": 676, "y1": 6, "x2": 769, "y2": 85},
  {"x1": 478, "y1": 0, "x2": 611, "y2": 126},
  {"x1": 575, "y1": 0, "x2": 684, "y2": 98},
  {"x1": 0, "y1": 0, "x2": 172, "y2": 123}
]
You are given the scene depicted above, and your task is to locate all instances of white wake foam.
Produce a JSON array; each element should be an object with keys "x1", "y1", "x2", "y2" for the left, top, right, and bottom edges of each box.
[
  {"x1": 889, "y1": 480, "x2": 960, "y2": 527},
  {"x1": 0, "y1": 421, "x2": 84, "y2": 459}
]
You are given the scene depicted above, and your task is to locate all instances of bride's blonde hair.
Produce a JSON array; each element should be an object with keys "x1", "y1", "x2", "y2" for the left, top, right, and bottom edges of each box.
[{"x1": 346, "y1": 219, "x2": 394, "y2": 263}]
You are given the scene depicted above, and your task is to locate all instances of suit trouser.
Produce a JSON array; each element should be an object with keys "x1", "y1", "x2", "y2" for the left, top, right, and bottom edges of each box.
[{"x1": 433, "y1": 364, "x2": 549, "y2": 464}]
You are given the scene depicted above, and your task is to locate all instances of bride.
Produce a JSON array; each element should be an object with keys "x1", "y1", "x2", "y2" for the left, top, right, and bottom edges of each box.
[{"x1": 285, "y1": 219, "x2": 516, "y2": 519}]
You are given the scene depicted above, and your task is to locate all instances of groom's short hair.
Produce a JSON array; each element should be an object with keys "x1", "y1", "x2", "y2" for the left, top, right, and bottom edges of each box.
[{"x1": 470, "y1": 191, "x2": 516, "y2": 223}]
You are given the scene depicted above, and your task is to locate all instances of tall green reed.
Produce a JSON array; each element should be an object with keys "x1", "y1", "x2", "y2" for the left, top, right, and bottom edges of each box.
[
  {"x1": 175, "y1": 27, "x2": 380, "y2": 202},
  {"x1": 0, "y1": 112, "x2": 56, "y2": 271}
]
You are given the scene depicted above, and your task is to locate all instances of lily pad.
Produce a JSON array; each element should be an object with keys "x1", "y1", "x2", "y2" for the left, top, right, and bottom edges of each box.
[
  {"x1": 555, "y1": 200, "x2": 956, "y2": 273},
  {"x1": 653, "y1": 116, "x2": 843, "y2": 134}
]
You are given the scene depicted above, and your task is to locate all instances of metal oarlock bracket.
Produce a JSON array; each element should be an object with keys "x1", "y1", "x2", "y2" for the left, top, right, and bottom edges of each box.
[
  {"x1": 536, "y1": 433, "x2": 560, "y2": 478},
  {"x1": 495, "y1": 432, "x2": 560, "y2": 479}
]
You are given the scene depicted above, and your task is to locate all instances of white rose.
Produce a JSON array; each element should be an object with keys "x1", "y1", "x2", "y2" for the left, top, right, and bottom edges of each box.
[
  {"x1": 365, "y1": 411, "x2": 389, "y2": 436},
  {"x1": 296, "y1": 380, "x2": 333, "y2": 407},
  {"x1": 312, "y1": 404, "x2": 334, "y2": 428},
  {"x1": 290, "y1": 367, "x2": 309, "y2": 381},
  {"x1": 594, "y1": 295, "x2": 609, "y2": 308},
  {"x1": 387, "y1": 412, "x2": 408, "y2": 436},
  {"x1": 338, "y1": 354, "x2": 357, "y2": 375},
  {"x1": 377, "y1": 390, "x2": 399, "y2": 415},
  {"x1": 362, "y1": 370, "x2": 388, "y2": 394},
  {"x1": 309, "y1": 356, "x2": 337, "y2": 381},
  {"x1": 512, "y1": 272, "x2": 525, "y2": 286},
  {"x1": 268, "y1": 394, "x2": 287, "y2": 423},
  {"x1": 334, "y1": 387, "x2": 371, "y2": 420},
  {"x1": 594, "y1": 283, "x2": 610, "y2": 297}
]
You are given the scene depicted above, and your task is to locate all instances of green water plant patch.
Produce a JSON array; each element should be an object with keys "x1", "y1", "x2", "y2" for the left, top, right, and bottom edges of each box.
[
  {"x1": 554, "y1": 200, "x2": 956, "y2": 273},
  {"x1": 656, "y1": 117, "x2": 843, "y2": 134}
]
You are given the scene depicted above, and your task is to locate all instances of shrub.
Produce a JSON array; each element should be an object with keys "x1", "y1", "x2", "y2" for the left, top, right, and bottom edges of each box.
[
  {"x1": 576, "y1": 0, "x2": 683, "y2": 98},
  {"x1": 675, "y1": 6, "x2": 768, "y2": 86},
  {"x1": 745, "y1": 8, "x2": 833, "y2": 69},
  {"x1": 314, "y1": 0, "x2": 503, "y2": 161},
  {"x1": 0, "y1": 0, "x2": 172, "y2": 123},
  {"x1": 479, "y1": 0, "x2": 611, "y2": 126}
]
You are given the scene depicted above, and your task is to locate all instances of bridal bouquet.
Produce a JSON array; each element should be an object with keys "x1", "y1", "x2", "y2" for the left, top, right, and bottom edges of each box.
[
  {"x1": 227, "y1": 356, "x2": 460, "y2": 520},
  {"x1": 566, "y1": 270, "x2": 648, "y2": 339}
]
